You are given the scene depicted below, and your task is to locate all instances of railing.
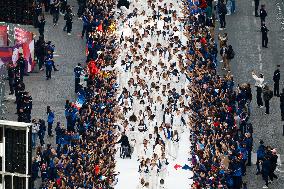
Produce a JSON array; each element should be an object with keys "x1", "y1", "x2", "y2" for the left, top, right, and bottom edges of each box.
[{"x1": 0, "y1": 64, "x2": 7, "y2": 118}]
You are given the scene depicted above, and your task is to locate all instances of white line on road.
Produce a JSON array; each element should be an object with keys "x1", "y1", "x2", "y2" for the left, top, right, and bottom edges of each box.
[
  {"x1": 254, "y1": 18, "x2": 257, "y2": 25},
  {"x1": 252, "y1": 1, "x2": 254, "y2": 7},
  {"x1": 257, "y1": 44, "x2": 261, "y2": 51},
  {"x1": 259, "y1": 53, "x2": 263, "y2": 71},
  {"x1": 252, "y1": 11, "x2": 255, "y2": 16}
]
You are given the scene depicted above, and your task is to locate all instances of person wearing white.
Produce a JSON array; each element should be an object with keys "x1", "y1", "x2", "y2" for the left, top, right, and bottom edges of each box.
[
  {"x1": 154, "y1": 140, "x2": 164, "y2": 159},
  {"x1": 172, "y1": 130, "x2": 180, "y2": 159},
  {"x1": 149, "y1": 160, "x2": 159, "y2": 189},
  {"x1": 139, "y1": 140, "x2": 153, "y2": 160},
  {"x1": 252, "y1": 71, "x2": 265, "y2": 107}
]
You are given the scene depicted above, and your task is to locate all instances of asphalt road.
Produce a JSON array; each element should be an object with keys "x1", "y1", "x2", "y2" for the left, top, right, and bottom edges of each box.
[{"x1": 219, "y1": 0, "x2": 284, "y2": 188}]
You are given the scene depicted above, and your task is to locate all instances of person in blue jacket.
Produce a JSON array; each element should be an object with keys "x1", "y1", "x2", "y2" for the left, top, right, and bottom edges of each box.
[
  {"x1": 45, "y1": 58, "x2": 53, "y2": 80},
  {"x1": 262, "y1": 155, "x2": 271, "y2": 188},
  {"x1": 81, "y1": 12, "x2": 89, "y2": 38},
  {"x1": 47, "y1": 106, "x2": 55, "y2": 137},
  {"x1": 256, "y1": 140, "x2": 266, "y2": 174}
]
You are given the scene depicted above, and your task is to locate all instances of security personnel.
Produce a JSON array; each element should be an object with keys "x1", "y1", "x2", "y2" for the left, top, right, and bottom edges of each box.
[
  {"x1": 45, "y1": 43, "x2": 59, "y2": 71},
  {"x1": 260, "y1": 5, "x2": 267, "y2": 23},
  {"x1": 45, "y1": 58, "x2": 53, "y2": 80},
  {"x1": 261, "y1": 22, "x2": 269, "y2": 48},
  {"x1": 254, "y1": 0, "x2": 260, "y2": 17},
  {"x1": 52, "y1": 0, "x2": 60, "y2": 26},
  {"x1": 16, "y1": 53, "x2": 28, "y2": 81},
  {"x1": 6, "y1": 61, "x2": 15, "y2": 95},
  {"x1": 280, "y1": 89, "x2": 284, "y2": 121},
  {"x1": 23, "y1": 92, "x2": 33, "y2": 123},
  {"x1": 63, "y1": 6, "x2": 73, "y2": 35},
  {"x1": 35, "y1": 36, "x2": 46, "y2": 71},
  {"x1": 74, "y1": 63, "x2": 83, "y2": 93},
  {"x1": 16, "y1": 88, "x2": 26, "y2": 114},
  {"x1": 38, "y1": 16, "x2": 46, "y2": 37},
  {"x1": 273, "y1": 65, "x2": 280, "y2": 96}
]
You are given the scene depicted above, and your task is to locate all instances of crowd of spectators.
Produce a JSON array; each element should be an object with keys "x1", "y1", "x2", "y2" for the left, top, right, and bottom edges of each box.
[
  {"x1": 32, "y1": 0, "x2": 120, "y2": 188},
  {"x1": 28, "y1": 0, "x2": 281, "y2": 189},
  {"x1": 184, "y1": 0, "x2": 253, "y2": 188}
]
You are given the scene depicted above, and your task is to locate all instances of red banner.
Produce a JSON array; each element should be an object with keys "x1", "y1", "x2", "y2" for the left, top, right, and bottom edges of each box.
[{"x1": 0, "y1": 26, "x2": 8, "y2": 47}]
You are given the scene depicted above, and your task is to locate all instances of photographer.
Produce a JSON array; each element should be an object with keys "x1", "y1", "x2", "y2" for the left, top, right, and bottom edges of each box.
[{"x1": 252, "y1": 71, "x2": 264, "y2": 108}]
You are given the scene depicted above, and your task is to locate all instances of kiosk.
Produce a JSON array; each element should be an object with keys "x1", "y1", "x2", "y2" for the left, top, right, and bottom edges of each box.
[{"x1": 0, "y1": 120, "x2": 32, "y2": 189}]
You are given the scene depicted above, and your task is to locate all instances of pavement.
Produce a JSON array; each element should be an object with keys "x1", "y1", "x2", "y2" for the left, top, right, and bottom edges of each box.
[
  {"x1": 1, "y1": 0, "x2": 284, "y2": 188},
  {"x1": 218, "y1": 0, "x2": 284, "y2": 188}
]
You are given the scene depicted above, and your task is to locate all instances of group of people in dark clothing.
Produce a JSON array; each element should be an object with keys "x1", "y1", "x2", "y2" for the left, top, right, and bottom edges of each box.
[
  {"x1": 34, "y1": 0, "x2": 75, "y2": 36},
  {"x1": 256, "y1": 140, "x2": 279, "y2": 188},
  {"x1": 6, "y1": 54, "x2": 33, "y2": 123},
  {"x1": 35, "y1": 36, "x2": 59, "y2": 79}
]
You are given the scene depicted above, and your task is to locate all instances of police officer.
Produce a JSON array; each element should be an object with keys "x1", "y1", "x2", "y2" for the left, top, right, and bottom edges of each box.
[
  {"x1": 16, "y1": 89, "x2": 26, "y2": 115},
  {"x1": 261, "y1": 22, "x2": 269, "y2": 48},
  {"x1": 254, "y1": 0, "x2": 260, "y2": 17},
  {"x1": 35, "y1": 36, "x2": 46, "y2": 71},
  {"x1": 273, "y1": 65, "x2": 280, "y2": 96},
  {"x1": 34, "y1": 3, "x2": 42, "y2": 28},
  {"x1": 63, "y1": 6, "x2": 73, "y2": 35},
  {"x1": 45, "y1": 58, "x2": 53, "y2": 80},
  {"x1": 52, "y1": 0, "x2": 60, "y2": 26},
  {"x1": 23, "y1": 92, "x2": 33, "y2": 123},
  {"x1": 74, "y1": 63, "x2": 83, "y2": 93},
  {"x1": 60, "y1": 0, "x2": 67, "y2": 15},
  {"x1": 260, "y1": 5, "x2": 267, "y2": 23},
  {"x1": 45, "y1": 42, "x2": 59, "y2": 71},
  {"x1": 6, "y1": 61, "x2": 15, "y2": 95},
  {"x1": 38, "y1": 16, "x2": 46, "y2": 37},
  {"x1": 280, "y1": 89, "x2": 284, "y2": 121},
  {"x1": 16, "y1": 53, "x2": 28, "y2": 80}
]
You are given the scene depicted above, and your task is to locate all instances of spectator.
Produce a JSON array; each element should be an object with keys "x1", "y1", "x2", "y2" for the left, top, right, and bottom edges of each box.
[
  {"x1": 256, "y1": 140, "x2": 266, "y2": 175},
  {"x1": 47, "y1": 106, "x2": 55, "y2": 137}
]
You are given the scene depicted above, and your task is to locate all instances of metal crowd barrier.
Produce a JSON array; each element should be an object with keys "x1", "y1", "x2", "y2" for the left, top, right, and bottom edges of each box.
[{"x1": 0, "y1": 64, "x2": 7, "y2": 118}]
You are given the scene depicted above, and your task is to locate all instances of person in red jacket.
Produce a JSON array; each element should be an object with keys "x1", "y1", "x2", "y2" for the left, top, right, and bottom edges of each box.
[
  {"x1": 199, "y1": 0, "x2": 207, "y2": 10},
  {"x1": 88, "y1": 60, "x2": 100, "y2": 76},
  {"x1": 97, "y1": 20, "x2": 103, "y2": 32}
]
